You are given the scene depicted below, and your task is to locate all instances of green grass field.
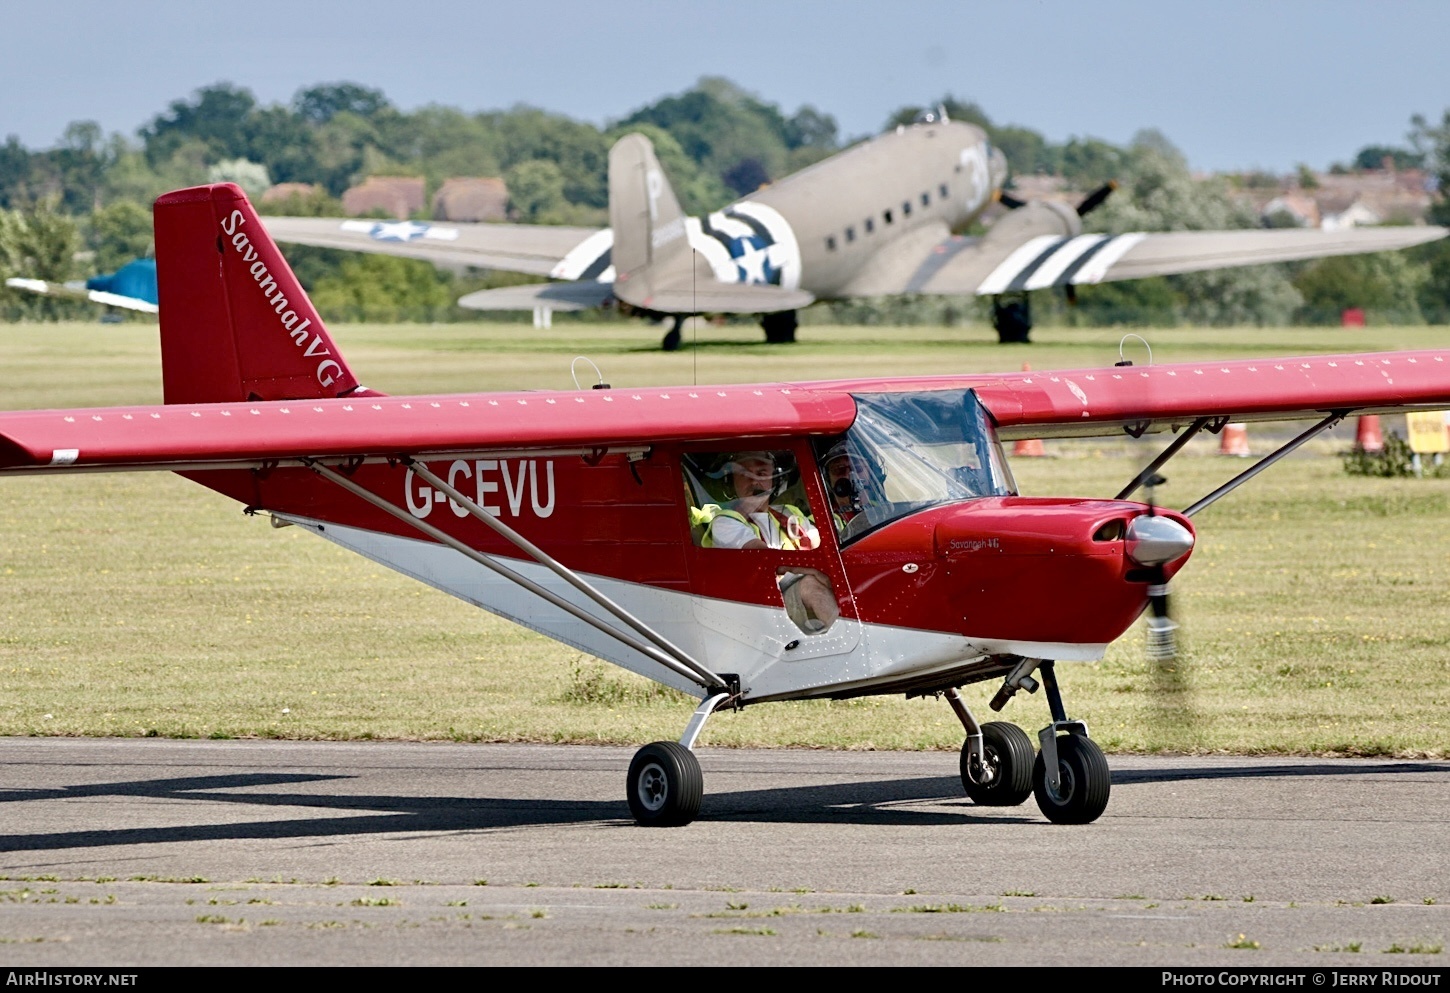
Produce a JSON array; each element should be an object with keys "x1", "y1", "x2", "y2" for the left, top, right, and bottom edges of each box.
[{"x1": 0, "y1": 320, "x2": 1446, "y2": 756}]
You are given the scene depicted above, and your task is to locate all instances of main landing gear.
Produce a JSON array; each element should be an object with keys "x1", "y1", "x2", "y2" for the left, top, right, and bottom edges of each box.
[
  {"x1": 761, "y1": 309, "x2": 798, "y2": 344},
  {"x1": 946, "y1": 659, "x2": 1111, "y2": 824},
  {"x1": 625, "y1": 690, "x2": 729, "y2": 827},
  {"x1": 991, "y1": 292, "x2": 1032, "y2": 344},
  {"x1": 660, "y1": 316, "x2": 685, "y2": 352}
]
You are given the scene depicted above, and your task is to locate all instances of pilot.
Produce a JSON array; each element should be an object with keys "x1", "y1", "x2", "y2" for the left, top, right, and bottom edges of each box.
[
  {"x1": 821, "y1": 440, "x2": 865, "y2": 532},
  {"x1": 820, "y1": 439, "x2": 880, "y2": 539},
  {"x1": 700, "y1": 451, "x2": 840, "y2": 633}
]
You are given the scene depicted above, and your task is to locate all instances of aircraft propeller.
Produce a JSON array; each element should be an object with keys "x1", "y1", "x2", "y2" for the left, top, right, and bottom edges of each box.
[
  {"x1": 1074, "y1": 180, "x2": 1118, "y2": 217},
  {"x1": 994, "y1": 180, "x2": 1117, "y2": 217},
  {"x1": 1125, "y1": 473, "x2": 1192, "y2": 662},
  {"x1": 995, "y1": 181, "x2": 1118, "y2": 307}
]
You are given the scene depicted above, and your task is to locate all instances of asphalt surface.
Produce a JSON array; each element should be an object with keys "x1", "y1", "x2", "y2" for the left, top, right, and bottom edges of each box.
[{"x1": 0, "y1": 738, "x2": 1444, "y2": 966}]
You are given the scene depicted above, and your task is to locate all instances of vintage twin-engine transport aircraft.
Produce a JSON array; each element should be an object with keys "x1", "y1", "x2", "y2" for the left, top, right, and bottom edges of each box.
[
  {"x1": 262, "y1": 116, "x2": 1446, "y2": 348},
  {"x1": 5, "y1": 183, "x2": 1450, "y2": 826}
]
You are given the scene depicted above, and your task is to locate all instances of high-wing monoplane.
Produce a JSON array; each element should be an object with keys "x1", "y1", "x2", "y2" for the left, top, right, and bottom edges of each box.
[
  {"x1": 5, "y1": 257, "x2": 159, "y2": 316},
  {"x1": 262, "y1": 116, "x2": 1447, "y2": 349},
  {"x1": 5, "y1": 183, "x2": 1450, "y2": 826}
]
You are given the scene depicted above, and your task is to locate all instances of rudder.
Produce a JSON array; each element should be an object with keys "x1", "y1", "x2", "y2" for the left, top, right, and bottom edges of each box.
[
  {"x1": 154, "y1": 183, "x2": 362, "y2": 405},
  {"x1": 608, "y1": 134, "x2": 690, "y2": 305}
]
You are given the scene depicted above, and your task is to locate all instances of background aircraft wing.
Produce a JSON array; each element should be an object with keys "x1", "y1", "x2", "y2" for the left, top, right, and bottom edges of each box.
[
  {"x1": 840, "y1": 224, "x2": 1448, "y2": 298},
  {"x1": 4, "y1": 278, "x2": 159, "y2": 314},
  {"x1": 809, "y1": 348, "x2": 1450, "y2": 441},
  {"x1": 260, "y1": 216, "x2": 602, "y2": 277}
]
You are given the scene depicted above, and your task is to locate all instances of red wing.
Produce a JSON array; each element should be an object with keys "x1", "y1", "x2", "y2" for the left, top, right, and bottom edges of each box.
[
  {"x1": 0, "y1": 387, "x2": 855, "y2": 472},
  {"x1": 804, "y1": 349, "x2": 1450, "y2": 441}
]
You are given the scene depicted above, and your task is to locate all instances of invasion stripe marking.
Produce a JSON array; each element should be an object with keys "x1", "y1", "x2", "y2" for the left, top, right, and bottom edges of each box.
[
  {"x1": 551, "y1": 228, "x2": 615, "y2": 280},
  {"x1": 975, "y1": 235, "x2": 1062, "y2": 295},
  {"x1": 1005, "y1": 237, "x2": 1071, "y2": 292},
  {"x1": 1068, "y1": 232, "x2": 1148, "y2": 285},
  {"x1": 1023, "y1": 234, "x2": 1111, "y2": 290},
  {"x1": 905, "y1": 235, "x2": 980, "y2": 294}
]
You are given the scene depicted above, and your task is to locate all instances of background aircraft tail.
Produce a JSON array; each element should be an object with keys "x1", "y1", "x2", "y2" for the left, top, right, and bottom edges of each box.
[
  {"x1": 605, "y1": 133, "x2": 813, "y2": 316},
  {"x1": 153, "y1": 183, "x2": 362, "y2": 405}
]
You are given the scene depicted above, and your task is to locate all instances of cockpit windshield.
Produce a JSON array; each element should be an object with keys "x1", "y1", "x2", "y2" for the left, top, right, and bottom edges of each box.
[{"x1": 815, "y1": 389, "x2": 1016, "y2": 542}]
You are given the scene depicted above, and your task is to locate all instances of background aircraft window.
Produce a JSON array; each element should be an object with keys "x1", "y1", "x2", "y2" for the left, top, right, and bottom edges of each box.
[
  {"x1": 921, "y1": 191, "x2": 931, "y2": 207},
  {"x1": 825, "y1": 236, "x2": 837, "y2": 252},
  {"x1": 883, "y1": 209, "x2": 893, "y2": 224},
  {"x1": 864, "y1": 218, "x2": 874, "y2": 234},
  {"x1": 845, "y1": 227, "x2": 856, "y2": 242},
  {"x1": 940, "y1": 183, "x2": 950, "y2": 198},
  {"x1": 902, "y1": 201, "x2": 912, "y2": 217}
]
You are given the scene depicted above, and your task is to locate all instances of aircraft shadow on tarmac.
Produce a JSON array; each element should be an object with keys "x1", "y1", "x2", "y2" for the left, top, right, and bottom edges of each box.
[{"x1": 0, "y1": 761, "x2": 1440, "y2": 853}]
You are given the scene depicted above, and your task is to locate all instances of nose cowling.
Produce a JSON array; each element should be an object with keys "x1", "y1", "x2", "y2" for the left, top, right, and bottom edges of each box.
[{"x1": 1125, "y1": 515, "x2": 1194, "y2": 567}]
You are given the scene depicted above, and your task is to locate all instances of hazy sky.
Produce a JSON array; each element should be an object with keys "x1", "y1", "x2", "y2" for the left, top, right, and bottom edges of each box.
[{"x1": 5, "y1": 0, "x2": 1447, "y2": 173}]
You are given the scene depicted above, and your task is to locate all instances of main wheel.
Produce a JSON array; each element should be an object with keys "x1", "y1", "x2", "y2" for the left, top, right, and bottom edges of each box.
[
  {"x1": 992, "y1": 296, "x2": 1032, "y2": 343},
  {"x1": 661, "y1": 318, "x2": 683, "y2": 352},
  {"x1": 761, "y1": 310, "x2": 798, "y2": 344},
  {"x1": 961, "y1": 721, "x2": 1035, "y2": 806},
  {"x1": 626, "y1": 741, "x2": 703, "y2": 827},
  {"x1": 1031, "y1": 734, "x2": 1110, "y2": 824}
]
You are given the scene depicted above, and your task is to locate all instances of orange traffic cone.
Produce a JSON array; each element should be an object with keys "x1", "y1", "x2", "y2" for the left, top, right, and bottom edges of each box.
[
  {"x1": 1014, "y1": 363, "x2": 1046, "y2": 456},
  {"x1": 1219, "y1": 423, "x2": 1251, "y2": 457},
  {"x1": 1354, "y1": 415, "x2": 1383, "y2": 453}
]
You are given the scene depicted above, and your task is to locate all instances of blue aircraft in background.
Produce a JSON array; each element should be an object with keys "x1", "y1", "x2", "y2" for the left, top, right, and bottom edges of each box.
[{"x1": 6, "y1": 257, "x2": 158, "y2": 315}]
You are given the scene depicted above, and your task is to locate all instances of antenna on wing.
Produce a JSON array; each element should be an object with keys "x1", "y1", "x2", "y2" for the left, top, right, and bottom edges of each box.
[
  {"x1": 570, "y1": 356, "x2": 608, "y2": 390},
  {"x1": 1117, "y1": 333, "x2": 1153, "y2": 367}
]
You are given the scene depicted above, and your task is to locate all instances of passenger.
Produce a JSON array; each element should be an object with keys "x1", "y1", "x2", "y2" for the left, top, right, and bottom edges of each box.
[
  {"x1": 704, "y1": 451, "x2": 819, "y2": 551},
  {"x1": 698, "y1": 451, "x2": 840, "y2": 632}
]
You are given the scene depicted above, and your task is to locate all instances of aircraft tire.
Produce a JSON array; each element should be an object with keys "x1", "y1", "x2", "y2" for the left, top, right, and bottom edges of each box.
[
  {"x1": 961, "y1": 721, "x2": 1035, "y2": 806},
  {"x1": 1031, "y1": 734, "x2": 1111, "y2": 825},
  {"x1": 626, "y1": 741, "x2": 703, "y2": 827},
  {"x1": 661, "y1": 326, "x2": 683, "y2": 351},
  {"x1": 761, "y1": 310, "x2": 798, "y2": 344},
  {"x1": 992, "y1": 295, "x2": 1032, "y2": 343}
]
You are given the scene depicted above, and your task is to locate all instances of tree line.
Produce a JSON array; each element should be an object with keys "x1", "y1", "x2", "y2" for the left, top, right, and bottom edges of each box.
[{"x1": 0, "y1": 79, "x2": 1446, "y2": 326}]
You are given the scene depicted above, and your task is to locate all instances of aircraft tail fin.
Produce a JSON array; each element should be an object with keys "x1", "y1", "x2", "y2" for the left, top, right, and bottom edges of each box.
[
  {"x1": 608, "y1": 133, "x2": 692, "y2": 306},
  {"x1": 153, "y1": 183, "x2": 362, "y2": 405}
]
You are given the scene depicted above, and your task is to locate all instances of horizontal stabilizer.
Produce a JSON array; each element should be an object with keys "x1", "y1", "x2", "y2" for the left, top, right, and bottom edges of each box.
[
  {"x1": 619, "y1": 282, "x2": 814, "y2": 316},
  {"x1": 457, "y1": 281, "x2": 616, "y2": 313}
]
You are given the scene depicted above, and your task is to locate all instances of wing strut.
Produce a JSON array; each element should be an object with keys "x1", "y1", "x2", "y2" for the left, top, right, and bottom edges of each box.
[
  {"x1": 305, "y1": 460, "x2": 729, "y2": 693},
  {"x1": 402, "y1": 458, "x2": 719, "y2": 687},
  {"x1": 1181, "y1": 412, "x2": 1348, "y2": 518},
  {"x1": 1115, "y1": 417, "x2": 1212, "y2": 500}
]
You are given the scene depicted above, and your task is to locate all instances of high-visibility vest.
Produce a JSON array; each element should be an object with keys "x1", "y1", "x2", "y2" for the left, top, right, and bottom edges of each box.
[{"x1": 692, "y1": 503, "x2": 815, "y2": 550}]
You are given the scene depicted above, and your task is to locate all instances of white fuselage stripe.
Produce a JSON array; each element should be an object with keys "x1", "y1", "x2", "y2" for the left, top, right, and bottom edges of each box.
[{"x1": 280, "y1": 514, "x2": 1109, "y2": 703}]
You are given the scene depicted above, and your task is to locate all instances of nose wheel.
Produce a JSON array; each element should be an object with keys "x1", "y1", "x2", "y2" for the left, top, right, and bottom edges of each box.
[{"x1": 1032, "y1": 732, "x2": 1110, "y2": 824}]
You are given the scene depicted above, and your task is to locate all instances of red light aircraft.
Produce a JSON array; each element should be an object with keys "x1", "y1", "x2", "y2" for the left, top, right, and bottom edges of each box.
[{"x1": 3, "y1": 183, "x2": 1448, "y2": 826}]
